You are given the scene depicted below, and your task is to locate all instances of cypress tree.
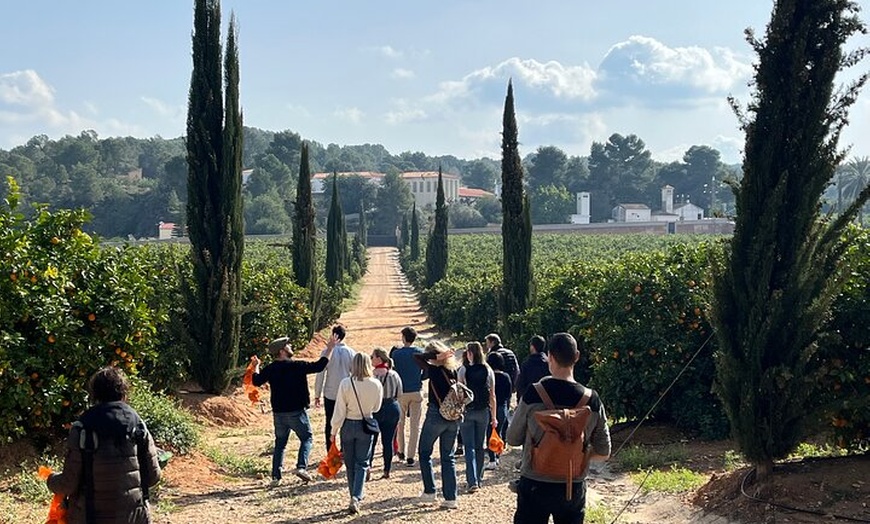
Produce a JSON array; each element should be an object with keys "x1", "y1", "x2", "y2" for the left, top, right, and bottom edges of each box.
[
  {"x1": 184, "y1": 0, "x2": 244, "y2": 393},
  {"x1": 400, "y1": 214, "x2": 409, "y2": 250},
  {"x1": 711, "y1": 0, "x2": 869, "y2": 481},
  {"x1": 292, "y1": 143, "x2": 316, "y2": 289},
  {"x1": 410, "y1": 202, "x2": 420, "y2": 261},
  {"x1": 500, "y1": 80, "x2": 532, "y2": 337},
  {"x1": 426, "y1": 167, "x2": 449, "y2": 287},
  {"x1": 353, "y1": 201, "x2": 368, "y2": 273},
  {"x1": 325, "y1": 173, "x2": 345, "y2": 285}
]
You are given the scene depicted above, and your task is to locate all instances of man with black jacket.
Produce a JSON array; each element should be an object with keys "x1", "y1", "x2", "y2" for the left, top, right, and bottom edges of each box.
[
  {"x1": 484, "y1": 333, "x2": 519, "y2": 391},
  {"x1": 515, "y1": 335, "x2": 550, "y2": 402},
  {"x1": 253, "y1": 336, "x2": 335, "y2": 485}
]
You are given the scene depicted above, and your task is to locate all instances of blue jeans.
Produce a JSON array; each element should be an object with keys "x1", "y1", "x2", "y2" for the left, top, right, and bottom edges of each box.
[
  {"x1": 418, "y1": 407, "x2": 459, "y2": 501},
  {"x1": 340, "y1": 419, "x2": 375, "y2": 501},
  {"x1": 371, "y1": 398, "x2": 401, "y2": 473},
  {"x1": 460, "y1": 408, "x2": 490, "y2": 488},
  {"x1": 272, "y1": 410, "x2": 313, "y2": 480},
  {"x1": 489, "y1": 402, "x2": 510, "y2": 461}
]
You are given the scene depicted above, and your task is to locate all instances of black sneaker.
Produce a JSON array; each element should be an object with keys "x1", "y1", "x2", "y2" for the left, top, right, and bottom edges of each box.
[
  {"x1": 406, "y1": 458, "x2": 416, "y2": 467},
  {"x1": 397, "y1": 452, "x2": 406, "y2": 462}
]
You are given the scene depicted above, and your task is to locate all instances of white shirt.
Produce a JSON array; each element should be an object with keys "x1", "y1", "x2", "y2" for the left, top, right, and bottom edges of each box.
[
  {"x1": 314, "y1": 342, "x2": 356, "y2": 400},
  {"x1": 330, "y1": 377, "x2": 383, "y2": 437}
]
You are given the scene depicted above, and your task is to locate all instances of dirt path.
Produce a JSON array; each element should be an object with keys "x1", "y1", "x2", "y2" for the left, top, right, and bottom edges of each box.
[{"x1": 154, "y1": 247, "x2": 727, "y2": 524}]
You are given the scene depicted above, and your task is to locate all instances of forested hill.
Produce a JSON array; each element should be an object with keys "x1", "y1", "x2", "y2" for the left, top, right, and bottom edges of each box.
[
  {"x1": 0, "y1": 126, "x2": 760, "y2": 239},
  {"x1": 0, "y1": 127, "x2": 501, "y2": 239}
]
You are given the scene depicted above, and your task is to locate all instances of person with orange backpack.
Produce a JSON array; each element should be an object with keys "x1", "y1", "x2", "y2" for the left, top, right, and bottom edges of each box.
[{"x1": 505, "y1": 332, "x2": 611, "y2": 524}]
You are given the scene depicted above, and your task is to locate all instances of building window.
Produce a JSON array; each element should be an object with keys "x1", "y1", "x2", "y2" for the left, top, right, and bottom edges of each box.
[
  {"x1": 411, "y1": 181, "x2": 417, "y2": 192},
  {"x1": 426, "y1": 181, "x2": 431, "y2": 193}
]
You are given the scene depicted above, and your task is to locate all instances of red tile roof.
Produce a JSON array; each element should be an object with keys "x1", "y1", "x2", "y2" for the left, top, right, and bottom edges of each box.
[{"x1": 458, "y1": 187, "x2": 495, "y2": 198}]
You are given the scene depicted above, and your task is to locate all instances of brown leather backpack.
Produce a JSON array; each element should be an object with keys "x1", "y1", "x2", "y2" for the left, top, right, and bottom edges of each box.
[{"x1": 530, "y1": 382, "x2": 593, "y2": 500}]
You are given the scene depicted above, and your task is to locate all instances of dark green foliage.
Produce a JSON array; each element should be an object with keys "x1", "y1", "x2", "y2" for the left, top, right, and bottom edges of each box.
[
  {"x1": 410, "y1": 202, "x2": 420, "y2": 261},
  {"x1": 292, "y1": 144, "x2": 316, "y2": 289},
  {"x1": 351, "y1": 201, "x2": 368, "y2": 276},
  {"x1": 128, "y1": 384, "x2": 200, "y2": 454},
  {"x1": 184, "y1": 0, "x2": 244, "y2": 393},
  {"x1": 426, "y1": 167, "x2": 449, "y2": 287},
  {"x1": 400, "y1": 214, "x2": 409, "y2": 250},
  {"x1": 325, "y1": 174, "x2": 346, "y2": 285},
  {"x1": 711, "y1": 0, "x2": 870, "y2": 474},
  {"x1": 500, "y1": 81, "x2": 533, "y2": 338}
]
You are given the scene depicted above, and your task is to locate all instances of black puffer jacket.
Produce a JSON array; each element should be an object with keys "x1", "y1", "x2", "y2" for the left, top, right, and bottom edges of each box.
[{"x1": 48, "y1": 401, "x2": 161, "y2": 524}]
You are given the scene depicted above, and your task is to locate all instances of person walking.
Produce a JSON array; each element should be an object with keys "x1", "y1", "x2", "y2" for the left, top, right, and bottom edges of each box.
[
  {"x1": 369, "y1": 347, "x2": 403, "y2": 479},
  {"x1": 413, "y1": 341, "x2": 461, "y2": 510},
  {"x1": 485, "y1": 333, "x2": 519, "y2": 391},
  {"x1": 390, "y1": 326, "x2": 425, "y2": 467},
  {"x1": 46, "y1": 367, "x2": 162, "y2": 524},
  {"x1": 485, "y1": 351, "x2": 513, "y2": 470},
  {"x1": 458, "y1": 342, "x2": 497, "y2": 493},
  {"x1": 515, "y1": 335, "x2": 550, "y2": 402},
  {"x1": 315, "y1": 325, "x2": 356, "y2": 452},
  {"x1": 331, "y1": 353, "x2": 383, "y2": 514},
  {"x1": 506, "y1": 333, "x2": 611, "y2": 524},
  {"x1": 252, "y1": 336, "x2": 334, "y2": 485}
]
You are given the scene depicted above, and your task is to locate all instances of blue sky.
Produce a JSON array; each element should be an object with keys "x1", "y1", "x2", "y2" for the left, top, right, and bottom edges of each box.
[{"x1": 2, "y1": 1, "x2": 869, "y2": 164}]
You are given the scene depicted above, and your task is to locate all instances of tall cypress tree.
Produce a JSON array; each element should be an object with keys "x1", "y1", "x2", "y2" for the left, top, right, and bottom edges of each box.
[
  {"x1": 500, "y1": 80, "x2": 532, "y2": 338},
  {"x1": 711, "y1": 0, "x2": 869, "y2": 481},
  {"x1": 400, "y1": 214, "x2": 409, "y2": 250},
  {"x1": 326, "y1": 173, "x2": 345, "y2": 285},
  {"x1": 426, "y1": 167, "x2": 449, "y2": 287},
  {"x1": 292, "y1": 143, "x2": 316, "y2": 289},
  {"x1": 410, "y1": 202, "x2": 420, "y2": 261},
  {"x1": 185, "y1": 0, "x2": 244, "y2": 393}
]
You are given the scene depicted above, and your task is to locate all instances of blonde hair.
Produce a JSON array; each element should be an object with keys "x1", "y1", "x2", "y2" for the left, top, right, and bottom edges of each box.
[
  {"x1": 351, "y1": 352, "x2": 373, "y2": 380},
  {"x1": 425, "y1": 340, "x2": 458, "y2": 371},
  {"x1": 371, "y1": 347, "x2": 393, "y2": 368}
]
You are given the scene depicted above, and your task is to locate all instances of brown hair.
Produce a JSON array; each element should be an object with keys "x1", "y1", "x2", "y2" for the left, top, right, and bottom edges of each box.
[{"x1": 88, "y1": 366, "x2": 130, "y2": 403}]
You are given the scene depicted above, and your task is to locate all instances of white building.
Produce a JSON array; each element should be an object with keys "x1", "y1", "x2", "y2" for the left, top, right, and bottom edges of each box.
[
  {"x1": 612, "y1": 203, "x2": 651, "y2": 222},
  {"x1": 570, "y1": 192, "x2": 591, "y2": 224},
  {"x1": 675, "y1": 202, "x2": 705, "y2": 220},
  {"x1": 403, "y1": 171, "x2": 460, "y2": 207}
]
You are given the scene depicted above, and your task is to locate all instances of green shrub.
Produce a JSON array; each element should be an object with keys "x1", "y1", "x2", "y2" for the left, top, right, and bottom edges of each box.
[
  {"x1": 630, "y1": 465, "x2": 707, "y2": 493},
  {"x1": 127, "y1": 383, "x2": 199, "y2": 454}
]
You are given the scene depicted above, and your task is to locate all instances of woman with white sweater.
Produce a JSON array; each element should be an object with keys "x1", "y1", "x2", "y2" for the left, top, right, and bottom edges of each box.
[{"x1": 330, "y1": 352, "x2": 383, "y2": 514}]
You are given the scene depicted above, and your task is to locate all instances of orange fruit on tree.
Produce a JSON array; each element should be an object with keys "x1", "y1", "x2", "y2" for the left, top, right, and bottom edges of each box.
[{"x1": 88, "y1": 313, "x2": 96, "y2": 321}]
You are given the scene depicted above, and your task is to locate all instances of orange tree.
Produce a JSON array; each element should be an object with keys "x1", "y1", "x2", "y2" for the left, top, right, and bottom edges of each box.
[{"x1": 0, "y1": 179, "x2": 159, "y2": 440}]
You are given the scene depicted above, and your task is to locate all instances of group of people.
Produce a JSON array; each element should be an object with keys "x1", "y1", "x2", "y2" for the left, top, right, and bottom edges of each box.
[{"x1": 253, "y1": 324, "x2": 612, "y2": 523}]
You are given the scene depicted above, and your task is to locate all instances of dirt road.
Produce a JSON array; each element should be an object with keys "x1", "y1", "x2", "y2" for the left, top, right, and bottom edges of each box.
[{"x1": 155, "y1": 247, "x2": 726, "y2": 524}]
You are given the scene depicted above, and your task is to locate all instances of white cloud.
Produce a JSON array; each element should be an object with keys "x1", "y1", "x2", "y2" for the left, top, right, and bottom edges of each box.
[
  {"x1": 598, "y1": 36, "x2": 752, "y2": 105},
  {"x1": 391, "y1": 68, "x2": 415, "y2": 80},
  {"x1": 333, "y1": 106, "x2": 364, "y2": 124},
  {"x1": 0, "y1": 70, "x2": 55, "y2": 107},
  {"x1": 0, "y1": 69, "x2": 143, "y2": 148},
  {"x1": 141, "y1": 96, "x2": 184, "y2": 120},
  {"x1": 384, "y1": 104, "x2": 427, "y2": 125},
  {"x1": 377, "y1": 45, "x2": 403, "y2": 59},
  {"x1": 427, "y1": 57, "x2": 597, "y2": 105}
]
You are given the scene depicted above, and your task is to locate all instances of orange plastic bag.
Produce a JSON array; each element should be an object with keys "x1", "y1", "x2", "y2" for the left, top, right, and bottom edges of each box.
[
  {"x1": 37, "y1": 466, "x2": 68, "y2": 524},
  {"x1": 317, "y1": 441, "x2": 343, "y2": 480},
  {"x1": 243, "y1": 361, "x2": 261, "y2": 405},
  {"x1": 488, "y1": 426, "x2": 505, "y2": 455}
]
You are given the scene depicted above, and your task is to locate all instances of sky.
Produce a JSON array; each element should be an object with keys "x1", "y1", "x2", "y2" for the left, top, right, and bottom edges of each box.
[{"x1": 2, "y1": 1, "x2": 870, "y2": 165}]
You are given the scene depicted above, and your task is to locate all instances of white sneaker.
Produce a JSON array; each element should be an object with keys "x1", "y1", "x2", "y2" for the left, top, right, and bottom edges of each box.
[
  {"x1": 440, "y1": 499, "x2": 458, "y2": 510},
  {"x1": 268, "y1": 478, "x2": 282, "y2": 487},
  {"x1": 484, "y1": 460, "x2": 497, "y2": 471},
  {"x1": 349, "y1": 497, "x2": 360, "y2": 514},
  {"x1": 419, "y1": 491, "x2": 438, "y2": 504},
  {"x1": 294, "y1": 468, "x2": 313, "y2": 482}
]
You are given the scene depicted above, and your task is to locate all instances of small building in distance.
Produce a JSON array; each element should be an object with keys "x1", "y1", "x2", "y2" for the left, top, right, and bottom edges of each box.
[
  {"x1": 157, "y1": 221, "x2": 176, "y2": 240},
  {"x1": 612, "y1": 203, "x2": 652, "y2": 222},
  {"x1": 458, "y1": 187, "x2": 495, "y2": 204}
]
